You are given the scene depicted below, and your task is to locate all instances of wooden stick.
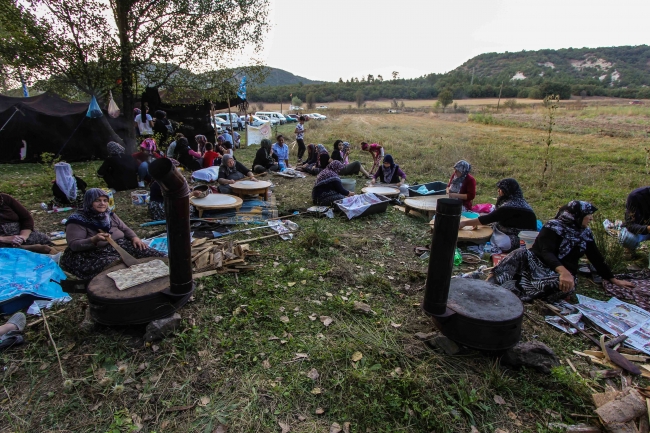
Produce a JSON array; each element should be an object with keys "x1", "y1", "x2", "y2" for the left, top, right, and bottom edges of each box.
[
  {"x1": 235, "y1": 230, "x2": 298, "y2": 244},
  {"x1": 41, "y1": 309, "x2": 65, "y2": 380}
]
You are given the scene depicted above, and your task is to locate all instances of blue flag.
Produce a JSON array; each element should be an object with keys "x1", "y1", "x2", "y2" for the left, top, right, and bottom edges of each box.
[
  {"x1": 237, "y1": 76, "x2": 247, "y2": 100},
  {"x1": 20, "y1": 74, "x2": 28, "y2": 97}
]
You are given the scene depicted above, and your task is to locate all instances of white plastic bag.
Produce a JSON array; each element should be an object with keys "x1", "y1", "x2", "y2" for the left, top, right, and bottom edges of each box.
[{"x1": 107, "y1": 91, "x2": 120, "y2": 118}]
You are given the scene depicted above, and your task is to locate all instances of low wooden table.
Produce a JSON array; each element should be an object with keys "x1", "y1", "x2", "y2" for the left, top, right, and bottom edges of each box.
[
  {"x1": 361, "y1": 186, "x2": 400, "y2": 197},
  {"x1": 190, "y1": 194, "x2": 243, "y2": 217},
  {"x1": 230, "y1": 180, "x2": 272, "y2": 200},
  {"x1": 403, "y1": 195, "x2": 449, "y2": 218},
  {"x1": 429, "y1": 218, "x2": 494, "y2": 243}
]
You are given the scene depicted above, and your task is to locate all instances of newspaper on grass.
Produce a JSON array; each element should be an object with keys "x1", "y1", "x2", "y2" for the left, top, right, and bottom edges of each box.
[
  {"x1": 545, "y1": 312, "x2": 585, "y2": 335},
  {"x1": 268, "y1": 220, "x2": 299, "y2": 240}
]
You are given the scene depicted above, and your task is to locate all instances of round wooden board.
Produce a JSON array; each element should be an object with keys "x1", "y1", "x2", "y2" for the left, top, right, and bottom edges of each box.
[
  {"x1": 230, "y1": 180, "x2": 271, "y2": 191},
  {"x1": 404, "y1": 195, "x2": 449, "y2": 212},
  {"x1": 88, "y1": 257, "x2": 169, "y2": 300},
  {"x1": 190, "y1": 193, "x2": 243, "y2": 209},
  {"x1": 362, "y1": 186, "x2": 400, "y2": 196},
  {"x1": 429, "y1": 219, "x2": 493, "y2": 242}
]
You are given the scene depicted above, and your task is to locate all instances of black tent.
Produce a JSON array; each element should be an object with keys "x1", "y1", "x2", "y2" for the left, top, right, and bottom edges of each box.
[{"x1": 0, "y1": 92, "x2": 124, "y2": 163}]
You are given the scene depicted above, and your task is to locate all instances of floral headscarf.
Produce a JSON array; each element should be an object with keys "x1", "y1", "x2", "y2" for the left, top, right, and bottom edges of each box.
[
  {"x1": 66, "y1": 188, "x2": 112, "y2": 233},
  {"x1": 140, "y1": 138, "x2": 157, "y2": 152},
  {"x1": 495, "y1": 178, "x2": 532, "y2": 210},
  {"x1": 315, "y1": 160, "x2": 345, "y2": 188},
  {"x1": 544, "y1": 200, "x2": 597, "y2": 259},
  {"x1": 449, "y1": 160, "x2": 471, "y2": 193}
]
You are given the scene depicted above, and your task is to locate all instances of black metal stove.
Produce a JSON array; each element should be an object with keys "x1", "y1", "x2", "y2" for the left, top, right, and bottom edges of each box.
[
  {"x1": 86, "y1": 158, "x2": 195, "y2": 325},
  {"x1": 422, "y1": 199, "x2": 523, "y2": 351}
]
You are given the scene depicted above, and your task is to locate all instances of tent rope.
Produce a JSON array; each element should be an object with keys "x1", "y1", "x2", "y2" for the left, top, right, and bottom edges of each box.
[
  {"x1": 54, "y1": 115, "x2": 86, "y2": 159},
  {"x1": 0, "y1": 107, "x2": 21, "y2": 133}
]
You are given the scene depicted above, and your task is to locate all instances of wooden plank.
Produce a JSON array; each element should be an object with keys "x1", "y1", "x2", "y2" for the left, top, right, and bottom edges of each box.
[
  {"x1": 193, "y1": 270, "x2": 218, "y2": 279},
  {"x1": 52, "y1": 239, "x2": 67, "y2": 246},
  {"x1": 192, "y1": 247, "x2": 212, "y2": 263},
  {"x1": 584, "y1": 350, "x2": 649, "y2": 362},
  {"x1": 196, "y1": 251, "x2": 210, "y2": 269},
  {"x1": 192, "y1": 238, "x2": 208, "y2": 247}
]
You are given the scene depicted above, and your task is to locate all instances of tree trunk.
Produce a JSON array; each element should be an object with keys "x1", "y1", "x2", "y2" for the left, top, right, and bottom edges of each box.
[{"x1": 114, "y1": 0, "x2": 136, "y2": 153}]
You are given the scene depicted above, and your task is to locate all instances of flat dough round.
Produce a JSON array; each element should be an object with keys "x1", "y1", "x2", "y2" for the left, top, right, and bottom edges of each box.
[
  {"x1": 404, "y1": 195, "x2": 449, "y2": 211},
  {"x1": 190, "y1": 194, "x2": 242, "y2": 208},
  {"x1": 231, "y1": 180, "x2": 271, "y2": 189},
  {"x1": 362, "y1": 186, "x2": 400, "y2": 196}
]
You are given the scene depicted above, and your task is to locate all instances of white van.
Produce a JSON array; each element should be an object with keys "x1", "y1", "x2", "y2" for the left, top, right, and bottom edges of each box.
[
  {"x1": 255, "y1": 111, "x2": 286, "y2": 125},
  {"x1": 214, "y1": 113, "x2": 243, "y2": 130}
]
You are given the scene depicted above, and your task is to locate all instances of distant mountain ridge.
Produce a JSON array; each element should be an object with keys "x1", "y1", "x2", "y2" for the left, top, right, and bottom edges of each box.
[
  {"x1": 260, "y1": 67, "x2": 325, "y2": 86},
  {"x1": 453, "y1": 45, "x2": 650, "y2": 87}
]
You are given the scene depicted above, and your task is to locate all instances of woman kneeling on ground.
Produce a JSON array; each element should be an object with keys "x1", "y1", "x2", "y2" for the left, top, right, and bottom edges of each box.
[
  {"x1": 0, "y1": 193, "x2": 52, "y2": 253},
  {"x1": 97, "y1": 142, "x2": 139, "y2": 191},
  {"x1": 446, "y1": 160, "x2": 476, "y2": 211},
  {"x1": 61, "y1": 188, "x2": 164, "y2": 280},
  {"x1": 331, "y1": 140, "x2": 371, "y2": 178},
  {"x1": 460, "y1": 178, "x2": 537, "y2": 252},
  {"x1": 489, "y1": 200, "x2": 634, "y2": 303},
  {"x1": 312, "y1": 161, "x2": 354, "y2": 206},
  {"x1": 371, "y1": 154, "x2": 406, "y2": 186},
  {"x1": 253, "y1": 139, "x2": 280, "y2": 174},
  {"x1": 217, "y1": 154, "x2": 257, "y2": 194}
]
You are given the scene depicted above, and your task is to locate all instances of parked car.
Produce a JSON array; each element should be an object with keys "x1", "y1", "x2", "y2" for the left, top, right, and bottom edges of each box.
[
  {"x1": 309, "y1": 113, "x2": 327, "y2": 120},
  {"x1": 289, "y1": 105, "x2": 303, "y2": 111},
  {"x1": 286, "y1": 114, "x2": 299, "y2": 120},
  {"x1": 214, "y1": 113, "x2": 243, "y2": 130},
  {"x1": 257, "y1": 115, "x2": 280, "y2": 126},
  {"x1": 316, "y1": 105, "x2": 328, "y2": 109},
  {"x1": 284, "y1": 115, "x2": 297, "y2": 123},
  {"x1": 255, "y1": 111, "x2": 287, "y2": 125},
  {"x1": 248, "y1": 115, "x2": 270, "y2": 127}
]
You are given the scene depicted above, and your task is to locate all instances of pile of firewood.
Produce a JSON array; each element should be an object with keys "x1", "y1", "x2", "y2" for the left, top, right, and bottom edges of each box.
[{"x1": 191, "y1": 237, "x2": 259, "y2": 278}]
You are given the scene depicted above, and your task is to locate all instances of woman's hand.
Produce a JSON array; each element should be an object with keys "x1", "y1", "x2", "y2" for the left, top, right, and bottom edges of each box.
[
  {"x1": 348, "y1": 191, "x2": 355, "y2": 197},
  {"x1": 610, "y1": 278, "x2": 636, "y2": 290},
  {"x1": 11, "y1": 235, "x2": 25, "y2": 247},
  {"x1": 558, "y1": 269, "x2": 575, "y2": 292},
  {"x1": 91, "y1": 233, "x2": 110, "y2": 245},
  {"x1": 132, "y1": 237, "x2": 146, "y2": 250},
  {"x1": 370, "y1": 178, "x2": 376, "y2": 185},
  {"x1": 446, "y1": 186, "x2": 450, "y2": 194}
]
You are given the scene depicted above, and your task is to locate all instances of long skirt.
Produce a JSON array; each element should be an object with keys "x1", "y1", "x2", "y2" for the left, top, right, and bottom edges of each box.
[
  {"x1": 148, "y1": 201, "x2": 165, "y2": 221},
  {"x1": 0, "y1": 222, "x2": 52, "y2": 247},
  {"x1": 253, "y1": 164, "x2": 279, "y2": 174},
  {"x1": 339, "y1": 161, "x2": 363, "y2": 176},
  {"x1": 60, "y1": 238, "x2": 165, "y2": 280},
  {"x1": 492, "y1": 248, "x2": 576, "y2": 303},
  {"x1": 314, "y1": 191, "x2": 346, "y2": 206}
]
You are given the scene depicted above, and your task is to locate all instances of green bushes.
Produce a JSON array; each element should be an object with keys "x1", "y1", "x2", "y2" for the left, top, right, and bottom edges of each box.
[{"x1": 468, "y1": 113, "x2": 497, "y2": 125}]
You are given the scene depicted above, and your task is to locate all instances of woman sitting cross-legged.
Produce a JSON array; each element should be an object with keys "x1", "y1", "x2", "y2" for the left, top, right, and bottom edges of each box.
[
  {"x1": 371, "y1": 154, "x2": 406, "y2": 186},
  {"x1": 489, "y1": 200, "x2": 634, "y2": 303},
  {"x1": 446, "y1": 159, "x2": 476, "y2": 211},
  {"x1": 253, "y1": 139, "x2": 280, "y2": 174},
  {"x1": 0, "y1": 193, "x2": 52, "y2": 253},
  {"x1": 312, "y1": 161, "x2": 355, "y2": 206},
  {"x1": 217, "y1": 154, "x2": 257, "y2": 194},
  {"x1": 459, "y1": 178, "x2": 537, "y2": 252},
  {"x1": 97, "y1": 141, "x2": 139, "y2": 191},
  {"x1": 60, "y1": 188, "x2": 164, "y2": 280},
  {"x1": 52, "y1": 162, "x2": 87, "y2": 207},
  {"x1": 331, "y1": 140, "x2": 372, "y2": 178}
]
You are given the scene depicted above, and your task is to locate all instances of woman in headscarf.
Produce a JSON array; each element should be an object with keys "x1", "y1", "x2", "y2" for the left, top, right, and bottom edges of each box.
[
  {"x1": 297, "y1": 144, "x2": 320, "y2": 175},
  {"x1": 166, "y1": 133, "x2": 185, "y2": 158},
  {"x1": 332, "y1": 140, "x2": 372, "y2": 178},
  {"x1": 52, "y1": 162, "x2": 87, "y2": 207},
  {"x1": 60, "y1": 188, "x2": 164, "y2": 280},
  {"x1": 312, "y1": 161, "x2": 355, "y2": 206},
  {"x1": 217, "y1": 154, "x2": 257, "y2": 194},
  {"x1": 490, "y1": 200, "x2": 635, "y2": 302},
  {"x1": 360, "y1": 142, "x2": 384, "y2": 175},
  {"x1": 460, "y1": 178, "x2": 537, "y2": 252},
  {"x1": 341, "y1": 142, "x2": 351, "y2": 164},
  {"x1": 0, "y1": 193, "x2": 51, "y2": 253},
  {"x1": 173, "y1": 137, "x2": 202, "y2": 172},
  {"x1": 371, "y1": 154, "x2": 406, "y2": 185},
  {"x1": 195, "y1": 134, "x2": 208, "y2": 155},
  {"x1": 152, "y1": 110, "x2": 172, "y2": 143},
  {"x1": 253, "y1": 139, "x2": 279, "y2": 174},
  {"x1": 446, "y1": 160, "x2": 476, "y2": 210},
  {"x1": 97, "y1": 141, "x2": 139, "y2": 191}
]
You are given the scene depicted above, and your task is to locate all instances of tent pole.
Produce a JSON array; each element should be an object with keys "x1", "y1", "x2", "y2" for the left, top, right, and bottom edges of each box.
[
  {"x1": 54, "y1": 115, "x2": 86, "y2": 159},
  {"x1": 0, "y1": 107, "x2": 21, "y2": 132}
]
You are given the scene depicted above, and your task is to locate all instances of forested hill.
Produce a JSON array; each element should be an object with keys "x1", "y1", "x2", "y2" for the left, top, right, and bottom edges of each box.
[
  {"x1": 260, "y1": 67, "x2": 324, "y2": 86},
  {"x1": 455, "y1": 45, "x2": 650, "y2": 89},
  {"x1": 249, "y1": 45, "x2": 650, "y2": 103}
]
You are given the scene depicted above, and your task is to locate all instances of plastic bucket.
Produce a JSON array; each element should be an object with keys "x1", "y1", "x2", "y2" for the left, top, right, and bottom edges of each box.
[
  {"x1": 519, "y1": 231, "x2": 539, "y2": 249},
  {"x1": 461, "y1": 211, "x2": 479, "y2": 219},
  {"x1": 341, "y1": 178, "x2": 356, "y2": 192},
  {"x1": 131, "y1": 190, "x2": 148, "y2": 206}
]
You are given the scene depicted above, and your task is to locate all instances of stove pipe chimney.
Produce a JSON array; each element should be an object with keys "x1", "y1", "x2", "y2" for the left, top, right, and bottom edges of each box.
[
  {"x1": 422, "y1": 198, "x2": 462, "y2": 316},
  {"x1": 148, "y1": 158, "x2": 193, "y2": 295}
]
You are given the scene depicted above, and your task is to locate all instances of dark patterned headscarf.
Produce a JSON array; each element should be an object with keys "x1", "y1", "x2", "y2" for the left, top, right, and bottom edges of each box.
[
  {"x1": 381, "y1": 154, "x2": 398, "y2": 183},
  {"x1": 449, "y1": 160, "x2": 471, "y2": 193},
  {"x1": 315, "y1": 161, "x2": 345, "y2": 188},
  {"x1": 66, "y1": 188, "x2": 112, "y2": 233},
  {"x1": 195, "y1": 135, "x2": 208, "y2": 153},
  {"x1": 545, "y1": 200, "x2": 597, "y2": 259},
  {"x1": 495, "y1": 178, "x2": 532, "y2": 210},
  {"x1": 107, "y1": 141, "x2": 125, "y2": 156}
]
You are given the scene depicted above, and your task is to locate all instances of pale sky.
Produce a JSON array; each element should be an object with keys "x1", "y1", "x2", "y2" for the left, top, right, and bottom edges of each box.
[{"x1": 259, "y1": 0, "x2": 650, "y2": 82}]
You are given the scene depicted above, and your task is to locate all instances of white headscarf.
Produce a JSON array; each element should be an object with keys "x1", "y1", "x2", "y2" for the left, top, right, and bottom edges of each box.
[{"x1": 55, "y1": 162, "x2": 77, "y2": 201}]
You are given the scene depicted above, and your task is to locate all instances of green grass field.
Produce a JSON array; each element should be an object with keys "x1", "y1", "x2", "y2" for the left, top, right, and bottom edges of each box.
[{"x1": 1, "y1": 111, "x2": 648, "y2": 432}]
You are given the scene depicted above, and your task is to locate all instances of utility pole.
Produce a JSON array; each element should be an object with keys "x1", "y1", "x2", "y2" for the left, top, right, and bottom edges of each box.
[{"x1": 496, "y1": 81, "x2": 503, "y2": 112}]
